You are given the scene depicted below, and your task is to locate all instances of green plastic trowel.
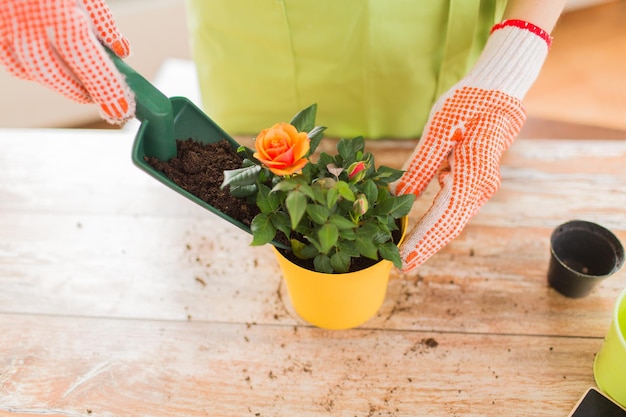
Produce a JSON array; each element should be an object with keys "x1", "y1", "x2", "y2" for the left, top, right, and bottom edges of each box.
[{"x1": 108, "y1": 52, "x2": 290, "y2": 249}]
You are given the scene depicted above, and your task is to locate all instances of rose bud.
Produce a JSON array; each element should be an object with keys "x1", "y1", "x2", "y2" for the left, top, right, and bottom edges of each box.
[{"x1": 347, "y1": 161, "x2": 367, "y2": 182}]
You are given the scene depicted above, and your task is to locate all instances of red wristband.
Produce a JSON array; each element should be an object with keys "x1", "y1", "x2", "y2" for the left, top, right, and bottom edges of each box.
[{"x1": 491, "y1": 19, "x2": 553, "y2": 48}]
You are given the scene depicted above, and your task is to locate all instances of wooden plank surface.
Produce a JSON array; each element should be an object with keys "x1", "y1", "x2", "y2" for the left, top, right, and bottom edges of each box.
[
  {"x1": 1, "y1": 129, "x2": 625, "y2": 416},
  {"x1": 0, "y1": 314, "x2": 600, "y2": 417}
]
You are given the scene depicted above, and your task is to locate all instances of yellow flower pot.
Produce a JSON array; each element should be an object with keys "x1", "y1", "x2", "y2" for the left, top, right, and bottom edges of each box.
[{"x1": 273, "y1": 217, "x2": 408, "y2": 330}]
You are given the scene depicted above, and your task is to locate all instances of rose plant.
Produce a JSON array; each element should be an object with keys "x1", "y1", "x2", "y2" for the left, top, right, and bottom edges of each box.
[{"x1": 221, "y1": 104, "x2": 415, "y2": 274}]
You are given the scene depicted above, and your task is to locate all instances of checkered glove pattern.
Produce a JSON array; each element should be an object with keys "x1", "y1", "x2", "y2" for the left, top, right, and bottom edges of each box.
[
  {"x1": 0, "y1": 0, "x2": 135, "y2": 124},
  {"x1": 393, "y1": 20, "x2": 552, "y2": 272}
]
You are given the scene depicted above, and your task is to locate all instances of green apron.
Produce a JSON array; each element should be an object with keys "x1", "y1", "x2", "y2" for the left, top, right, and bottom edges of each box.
[{"x1": 186, "y1": 0, "x2": 506, "y2": 139}]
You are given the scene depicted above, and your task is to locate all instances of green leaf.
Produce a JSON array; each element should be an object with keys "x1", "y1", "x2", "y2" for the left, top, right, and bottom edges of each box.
[
  {"x1": 373, "y1": 216, "x2": 393, "y2": 236},
  {"x1": 250, "y1": 213, "x2": 276, "y2": 246},
  {"x1": 373, "y1": 193, "x2": 415, "y2": 218},
  {"x1": 298, "y1": 184, "x2": 316, "y2": 201},
  {"x1": 372, "y1": 166, "x2": 405, "y2": 184},
  {"x1": 228, "y1": 184, "x2": 258, "y2": 198},
  {"x1": 336, "y1": 181, "x2": 355, "y2": 202},
  {"x1": 361, "y1": 181, "x2": 379, "y2": 205},
  {"x1": 290, "y1": 103, "x2": 317, "y2": 132},
  {"x1": 337, "y1": 137, "x2": 366, "y2": 164},
  {"x1": 389, "y1": 194, "x2": 416, "y2": 218},
  {"x1": 300, "y1": 244, "x2": 319, "y2": 259},
  {"x1": 329, "y1": 214, "x2": 356, "y2": 230},
  {"x1": 372, "y1": 229, "x2": 391, "y2": 245},
  {"x1": 355, "y1": 236, "x2": 379, "y2": 260},
  {"x1": 337, "y1": 138, "x2": 353, "y2": 162},
  {"x1": 270, "y1": 211, "x2": 292, "y2": 237},
  {"x1": 318, "y1": 223, "x2": 339, "y2": 254},
  {"x1": 313, "y1": 254, "x2": 333, "y2": 274},
  {"x1": 339, "y1": 228, "x2": 357, "y2": 241},
  {"x1": 301, "y1": 161, "x2": 315, "y2": 179},
  {"x1": 294, "y1": 221, "x2": 312, "y2": 237},
  {"x1": 308, "y1": 125, "x2": 327, "y2": 155},
  {"x1": 326, "y1": 187, "x2": 339, "y2": 209},
  {"x1": 256, "y1": 183, "x2": 281, "y2": 213},
  {"x1": 311, "y1": 185, "x2": 326, "y2": 205},
  {"x1": 237, "y1": 146, "x2": 256, "y2": 161},
  {"x1": 221, "y1": 165, "x2": 262, "y2": 188},
  {"x1": 306, "y1": 204, "x2": 329, "y2": 225},
  {"x1": 379, "y1": 242, "x2": 402, "y2": 268},
  {"x1": 352, "y1": 136, "x2": 365, "y2": 154},
  {"x1": 290, "y1": 239, "x2": 307, "y2": 258},
  {"x1": 330, "y1": 251, "x2": 352, "y2": 273},
  {"x1": 286, "y1": 190, "x2": 307, "y2": 229},
  {"x1": 337, "y1": 240, "x2": 360, "y2": 257},
  {"x1": 302, "y1": 235, "x2": 322, "y2": 253},
  {"x1": 317, "y1": 153, "x2": 335, "y2": 170},
  {"x1": 356, "y1": 222, "x2": 380, "y2": 239},
  {"x1": 271, "y1": 178, "x2": 299, "y2": 193}
]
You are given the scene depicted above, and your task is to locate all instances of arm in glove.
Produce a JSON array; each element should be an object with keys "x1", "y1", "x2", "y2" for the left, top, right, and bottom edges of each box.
[
  {"x1": 0, "y1": 0, "x2": 135, "y2": 124},
  {"x1": 393, "y1": 19, "x2": 554, "y2": 272}
]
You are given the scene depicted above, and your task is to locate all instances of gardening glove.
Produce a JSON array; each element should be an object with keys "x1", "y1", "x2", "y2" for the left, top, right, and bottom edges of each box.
[
  {"x1": 0, "y1": 0, "x2": 135, "y2": 124},
  {"x1": 393, "y1": 20, "x2": 552, "y2": 272}
]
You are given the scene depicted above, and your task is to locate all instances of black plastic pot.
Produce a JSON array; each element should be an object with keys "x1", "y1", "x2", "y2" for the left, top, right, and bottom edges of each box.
[{"x1": 548, "y1": 220, "x2": 624, "y2": 298}]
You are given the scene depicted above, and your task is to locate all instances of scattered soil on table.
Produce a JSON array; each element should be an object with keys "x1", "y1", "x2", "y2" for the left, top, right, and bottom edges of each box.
[
  {"x1": 422, "y1": 337, "x2": 439, "y2": 348},
  {"x1": 145, "y1": 139, "x2": 260, "y2": 226}
]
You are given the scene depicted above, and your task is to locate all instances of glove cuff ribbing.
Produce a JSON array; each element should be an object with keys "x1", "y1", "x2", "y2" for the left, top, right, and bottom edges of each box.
[{"x1": 463, "y1": 19, "x2": 552, "y2": 100}]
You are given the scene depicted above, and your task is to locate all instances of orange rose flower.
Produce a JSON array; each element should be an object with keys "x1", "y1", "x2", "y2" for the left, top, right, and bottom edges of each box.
[{"x1": 254, "y1": 122, "x2": 311, "y2": 176}]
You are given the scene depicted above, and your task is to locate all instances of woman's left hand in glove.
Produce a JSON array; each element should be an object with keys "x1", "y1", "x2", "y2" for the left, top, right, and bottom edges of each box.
[{"x1": 394, "y1": 20, "x2": 552, "y2": 272}]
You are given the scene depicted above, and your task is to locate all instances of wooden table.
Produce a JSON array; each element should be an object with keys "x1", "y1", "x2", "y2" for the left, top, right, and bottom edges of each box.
[{"x1": 0, "y1": 128, "x2": 625, "y2": 417}]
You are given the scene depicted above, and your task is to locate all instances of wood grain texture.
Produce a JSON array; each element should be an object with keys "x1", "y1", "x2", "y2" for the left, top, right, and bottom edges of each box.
[
  {"x1": 0, "y1": 314, "x2": 600, "y2": 417},
  {"x1": 1, "y1": 129, "x2": 625, "y2": 416}
]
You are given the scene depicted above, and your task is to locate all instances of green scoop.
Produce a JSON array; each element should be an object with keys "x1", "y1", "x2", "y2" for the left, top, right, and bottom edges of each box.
[{"x1": 108, "y1": 51, "x2": 290, "y2": 249}]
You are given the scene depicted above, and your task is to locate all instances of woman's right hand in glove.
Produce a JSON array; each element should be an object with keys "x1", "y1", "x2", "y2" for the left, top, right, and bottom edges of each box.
[{"x1": 0, "y1": 0, "x2": 135, "y2": 124}]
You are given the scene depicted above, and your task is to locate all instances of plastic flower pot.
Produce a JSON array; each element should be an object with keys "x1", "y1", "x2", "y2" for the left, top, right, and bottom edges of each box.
[
  {"x1": 594, "y1": 287, "x2": 626, "y2": 407},
  {"x1": 547, "y1": 220, "x2": 624, "y2": 298},
  {"x1": 273, "y1": 216, "x2": 408, "y2": 330}
]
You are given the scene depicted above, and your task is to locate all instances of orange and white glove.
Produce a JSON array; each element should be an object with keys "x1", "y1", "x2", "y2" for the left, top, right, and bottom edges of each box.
[
  {"x1": 393, "y1": 20, "x2": 552, "y2": 272},
  {"x1": 0, "y1": 0, "x2": 135, "y2": 124}
]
